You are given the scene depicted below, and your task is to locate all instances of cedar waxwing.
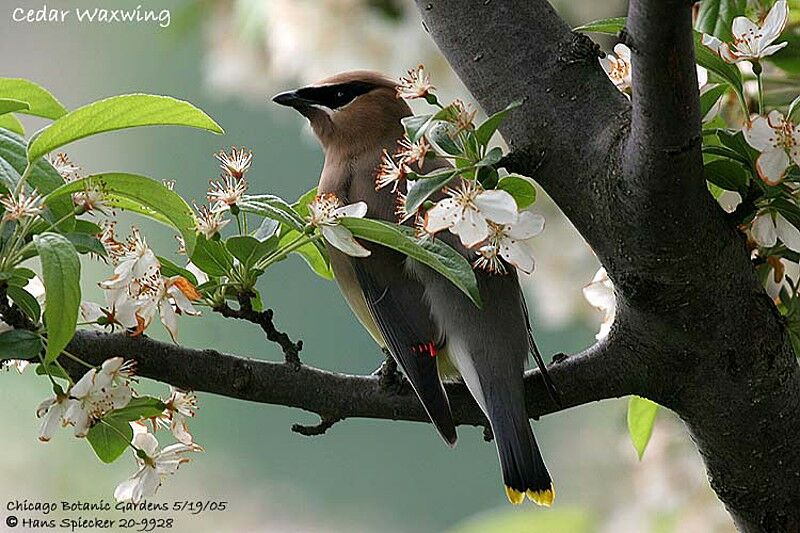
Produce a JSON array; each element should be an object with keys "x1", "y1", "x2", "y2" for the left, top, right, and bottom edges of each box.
[{"x1": 273, "y1": 71, "x2": 554, "y2": 506}]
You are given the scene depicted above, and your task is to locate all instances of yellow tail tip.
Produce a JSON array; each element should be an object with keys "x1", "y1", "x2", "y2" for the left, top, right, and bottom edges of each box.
[
  {"x1": 504, "y1": 486, "x2": 526, "y2": 505},
  {"x1": 526, "y1": 485, "x2": 556, "y2": 507}
]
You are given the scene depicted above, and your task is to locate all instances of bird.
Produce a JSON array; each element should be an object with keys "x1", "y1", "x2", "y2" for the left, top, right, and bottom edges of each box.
[{"x1": 273, "y1": 70, "x2": 555, "y2": 506}]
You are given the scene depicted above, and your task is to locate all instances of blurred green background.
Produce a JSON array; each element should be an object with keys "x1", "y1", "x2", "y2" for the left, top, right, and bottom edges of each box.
[{"x1": 0, "y1": 1, "x2": 733, "y2": 531}]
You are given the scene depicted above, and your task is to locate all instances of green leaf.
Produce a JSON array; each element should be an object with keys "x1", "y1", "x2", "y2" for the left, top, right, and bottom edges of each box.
[
  {"x1": 35, "y1": 361, "x2": 70, "y2": 380},
  {"x1": 239, "y1": 194, "x2": 327, "y2": 259},
  {"x1": 64, "y1": 232, "x2": 106, "y2": 256},
  {"x1": 73, "y1": 219, "x2": 103, "y2": 235},
  {"x1": 226, "y1": 235, "x2": 275, "y2": 268},
  {"x1": 0, "y1": 114, "x2": 25, "y2": 136},
  {"x1": 7, "y1": 285, "x2": 41, "y2": 322},
  {"x1": 0, "y1": 329, "x2": 42, "y2": 360},
  {"x1": 704, "y1": 159, "x2": 749, "y2": 194},
  {"x1": 699, "y1": 84, "x2": 728, "y2": 119},
  {"x1": 0, "y1": 78, "x2": 67, "y2": 119},
  {"x1": 157, "y1": 256, "x2": 198, "y2": 286},
  {"x1": 87, "y1": 416, "x2": 133, "y2": 463},
  {"x1": 190, "y1": 234, "x2": 233, "y2": 277},
  {"x1": 401, "y1": 113, "x2": 434, "y2": 143},
  {"x1": 292, "y1": 187, "x2": 318, "y2": 218},
  {"x1": 716, "y1": 128, "x2": 758, "y2": 163},
  {"x1": 33, "y1": 233, "x2": 80, "y2": 363},
  {"x1": 43, "y1": 173, "x2": 197, "y2": 255},
  {"x1": 627, "y1": 396, "x2": 659, "y2": 460},
  {"x1": 476, "y1": 147, "x2": 503, "y2": 168},
  {"x1": 771, "y1": 198, "x2": 800, "y2": 231},
  {"x1": 573, "y1": 17, "x2": 625, "y2": 34},
  {"x1": 339, "y1": 218, "x2": 482, "y2": 307},
  {"x1": 693, "y1": 31, "x2": 744, "y2": 99},
  {"x1": 0, "y1": 98, "x2": 30, "y2": 116},
  {"x1": 496, "y1": 175, "x2": 537, "y2": 209},
  {"x1": 27, "y1": 94, "x2": 223, "y2": 162},
  {"x1": 695, "y1": 0, "x2": 746, "y2": 42},
  {"x1": 0, "y1": 129, "x2": 74, "y2": 223},
  {"x1": 238, "y1": 194, "x2": 306, "y2": 232},
  {"x1": 788, "y1": 94, "x2": 800, "y2": 124},
  {"x1": 405, "y1": 169, "x2": 459, "y2": 214},
  {"x1": 425, "y1": 121, "x2": 461, "y2": 156},
  {"x1": 110, "y1": 396, "x2": 167, "y2": 422},
  {"x1": 474, "y1": 100, "x2": 522, "y2": 147},
  {"x1": 279, "y1": 228, "x2": 333, "y2": 280}
]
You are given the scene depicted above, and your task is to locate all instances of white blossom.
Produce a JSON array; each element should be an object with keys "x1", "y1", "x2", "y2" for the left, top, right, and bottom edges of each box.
[
  {"x1": 64, "y1": 366, "x2": 133, "y2": 438},
  {"x1": 0, "y1": 191, "x2": 43, "y2": 221},
  {"x1": 99, "y1": 228, "x2": 159, "y2": 291},
  {"x1": 583, "y1": 267, "x2": 616, "y2": 341},
  {"x1": 751, "y1": 210, "x2": 800, "y2": 252},
  {"x1": 423, "y1": 180, "x2": 518, "y2": 248},
  {"x1": 114, "y1": 428, "x2": 201, "y2": 504},
  {"x1": 702, "y1": 1, "x2": 789, "y2": 63},
  {"x1": 743, "y1": 110, "x2": 800, "y2": 185},
  {"x1": 473, "y1": 211, "x2": 545, "y2": 274},
  {"x1": 396, "y1": 64, "x2": 434, "y2": 100},
  {"x1": 600, "y1": 43, "x2": 632, "y2": 93},
  {"x1": 308, "y1": 194, "x2": 371, "y2": 257},
  {"x1": 160, "y1": 388, "x2": 198, "y2": 445},
  {"x1": 36, "y1": 389, "x2": 73, "y2": 442}
]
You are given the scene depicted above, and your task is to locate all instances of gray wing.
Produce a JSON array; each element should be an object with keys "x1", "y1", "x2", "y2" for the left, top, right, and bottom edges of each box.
[{"x1": 351, "y1": 245, "x2": 457, "y2": 446}]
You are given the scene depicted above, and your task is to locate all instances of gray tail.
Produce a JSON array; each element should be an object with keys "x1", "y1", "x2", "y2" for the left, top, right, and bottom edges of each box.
[{"x1": 492, "y1": 408, "x2": 554, "y2": 506}]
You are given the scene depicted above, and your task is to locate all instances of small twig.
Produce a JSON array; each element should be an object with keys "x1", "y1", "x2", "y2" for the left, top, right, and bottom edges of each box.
[
  {"x1": 213, "y1": 293, "x2": 303, "y2": 369},
  {"x1": 0, "y1": 282, "x2": 38, "y2": 331},
  {"x1": 291, "y1": 415, "x2": 342, "y2": 437}
]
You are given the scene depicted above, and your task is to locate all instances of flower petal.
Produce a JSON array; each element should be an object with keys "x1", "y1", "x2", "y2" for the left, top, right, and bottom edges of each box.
[
  {"x1": 159, "y1": 299, "x2": 179, "y2": 342},
  {"x1": 761, "y1": 0, "x2": 788, "y2": 43},
  {"x1": 752, "y1": 213, "x2": 778, "y2": 247},
  {"x1": 759, "y1": 41, "x2": 789, "y2": 58},
  {"x1": 755, "y1": 148, "x2": 790, "y2": 185},
  {"x1": 507, "y1": 211, "x2": 545, "y2": 240},
  {"x1": 452, "y1": 206, "x2": 489, "y2": 248},
  {"x1": 744, "y1": 115, "x2": 778, "y2": 151},
  {"x1": 474, "y1": 189, "x2": 518, "y2": 225},
  {"x1": 702, "y1": 34, "x2": 724, "y2": 54},
  {"x1": 731, "y1": 16, "x2": 759, "y2": 42},
  {"x1": 499, "y1": 241, "x2": 536, "y2": 274},
  {"x1": 334, "y1": 201, "x2": 368, "y2": 219},
  {"x1": 776, "y1": 214, "x2": 800, "y2": 253},
  {"x1": 423, "y1": 198, "x2": 458, "y2": 234},
  {"x1": 322, "y1": 226, "x2": 371, "y2": 257},
  {"x1": 613, "y1": 43, "x2": 631, "y2": 61}
]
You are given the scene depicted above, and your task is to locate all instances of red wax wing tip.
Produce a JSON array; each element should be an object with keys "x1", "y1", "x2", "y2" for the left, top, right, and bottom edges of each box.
[{"x1": 411, "y1": 343, "x2": 438, "y2": 357}]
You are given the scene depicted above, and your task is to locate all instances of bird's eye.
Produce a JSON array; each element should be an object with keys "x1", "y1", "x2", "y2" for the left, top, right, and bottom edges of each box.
[{"x1": 337, "y1": 91, "x2": 345, "y2": 99}]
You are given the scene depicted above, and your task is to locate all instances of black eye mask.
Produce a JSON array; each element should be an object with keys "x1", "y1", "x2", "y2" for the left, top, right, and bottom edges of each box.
[{"x1": 295, "y1": 81, "x2": 378, "y2": 110}]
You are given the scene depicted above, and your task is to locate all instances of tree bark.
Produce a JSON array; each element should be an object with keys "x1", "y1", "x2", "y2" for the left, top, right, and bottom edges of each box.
[{"x1": 414, "y1": 0, "x2": 800, "y2": 530}]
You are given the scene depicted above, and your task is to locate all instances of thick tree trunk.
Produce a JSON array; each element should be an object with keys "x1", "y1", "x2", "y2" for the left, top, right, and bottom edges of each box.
[{"x1": 413, "y1": 0, "x2": 800, "y2": 530}]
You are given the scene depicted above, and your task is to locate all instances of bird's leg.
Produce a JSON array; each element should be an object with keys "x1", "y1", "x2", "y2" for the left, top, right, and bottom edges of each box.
[{"x1": 374, "y1": 348, "x2": 410, "y2": 394}]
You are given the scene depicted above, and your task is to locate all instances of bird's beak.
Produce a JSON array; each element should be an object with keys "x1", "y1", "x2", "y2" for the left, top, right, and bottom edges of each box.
[{"x1": 272, "y1": 90, "x2": 313, "y2": 108}]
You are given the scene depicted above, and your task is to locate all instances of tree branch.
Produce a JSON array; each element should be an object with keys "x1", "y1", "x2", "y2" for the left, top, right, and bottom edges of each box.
[
  {"x1": 63, "y1": 330, "x2": 638, "y2": 429},
  {"x1": 625, "y1": 0, "x2": 704, "y2": 189},
  {"x1": 212, "y1": 292, "x2": 303, "y2": 368}
]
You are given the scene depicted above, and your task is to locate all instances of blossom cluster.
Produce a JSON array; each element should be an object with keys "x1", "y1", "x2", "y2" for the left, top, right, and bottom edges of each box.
[
  {"x1": 82, "y1": 225, "x2": 201, "y2": 342},
  {"x1": 379, "y1": 65, "x2": 546, "y2": 275},
  {"x1": 34, "y1": 356, "x2": 201, "y2": 503}
]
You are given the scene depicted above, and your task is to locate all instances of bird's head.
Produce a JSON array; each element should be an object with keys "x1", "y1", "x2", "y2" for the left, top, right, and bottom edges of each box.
[{"x1": 272, "y1": 71, "x2": 411, "y2": 153}]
